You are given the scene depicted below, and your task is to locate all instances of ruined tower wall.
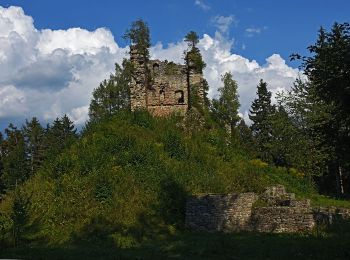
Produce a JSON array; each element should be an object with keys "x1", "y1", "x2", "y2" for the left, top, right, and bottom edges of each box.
[
  {"x1": 130, "y1": 46, "x2": 147, "y2": 111},
  {"x1": 146, "y1": 61, "x2": 188, "y2": 117},
  {"x1": 129, "y1": 45, "x2": 205, "y2": 116}
]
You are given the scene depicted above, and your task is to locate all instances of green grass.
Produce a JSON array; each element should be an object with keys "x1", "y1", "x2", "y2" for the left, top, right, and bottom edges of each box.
[
  {"x1": 2, "y1": 226, "x2": 350, "y2": 260},
  {"x1": 310, "y1": 194, "x2": 350, "y2": 208}
]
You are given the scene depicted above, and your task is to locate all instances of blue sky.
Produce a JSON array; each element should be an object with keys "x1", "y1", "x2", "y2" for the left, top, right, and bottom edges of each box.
[
  {"x1": 0, "y1": 0, "x2": 349, "y2": 130},
  {"x1": 2, "y1": 0, "x2": 349, "y2": 65}
]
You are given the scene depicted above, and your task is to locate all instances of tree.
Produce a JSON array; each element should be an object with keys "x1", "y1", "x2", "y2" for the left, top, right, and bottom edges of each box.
[
  {"x1": 237, "y1": 119, "x2": 257, "y2": 157},
  {"x1": 291, "y1": 22, "x2": 350, "y2": 195},
  {"x1": 22, "y1": 117, "x2": 45, "y2": 175},
  {"x1": 0, "y1": 132, "x2": 4, "y2": 194},
  {"x1": 249, "y1": 79, "x2": 275, "y2": 162},
  {"x1": 45, "y1": 115, "x2": 78, "y2": 157},
  {"x1": 123, "y1": 19, "x2": 151, "y2": 60},
  {"x1": 276, "y1": 79, "x2": 328, "y2": 178},
  {"x1": 0, "y1": 124, "x2": 28, "y2": 190},
  {"x1": 211, "y1": 72, "x2": 240, "y2": 134},
  {"x1": 89, "y1": 59, "x2": 131, "y2": 121},
  {"x1": 184, "y1": 31, "x2": 199, "y2": 49},
  {"x1": 184, "y1": 31, "x2": 206, "y2": 73}
]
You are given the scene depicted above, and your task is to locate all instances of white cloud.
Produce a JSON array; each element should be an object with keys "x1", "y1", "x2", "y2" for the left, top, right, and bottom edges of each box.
[
  {"x1": 245, "y1": 26, "x2": 267, "y2": 37},
  {"x1": 0, "y1": 5, "x2": 127, "y2": 128},
  {"x1": 0, "y1": 5, "x2": 301, "y2": 129},
  {"x1": 211, "y1": 15, "x2": 237, "y2": 33},
  {"x1": 194, "y1": 0, "x2": 210, "y2": 11}
]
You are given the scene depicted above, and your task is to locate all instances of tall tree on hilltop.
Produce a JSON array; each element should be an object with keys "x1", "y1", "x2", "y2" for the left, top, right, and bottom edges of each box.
[
  {"x1": 291, "y1": 22, "x2": 350, "y2": 195},
  {"x1": 211, "y1": 72, "x2": 240, "y2": 134},
  {"x1": 185, "y1": 31, "x2": 199, "y2": 49},
  {"x1": 184, "y1": 30, "x2": 207, "y2": 111},
  {"x1": 184, "y1": 31, "x2": 206, "y2": 73},
  {"x1": 123, "y1": 19, "x2": 151, "y2": 61},
  {"x1": 249, "y1": 79, "x2": 275, "y2": 162},
  {"x1": 89, "y1": 59, "x2": 132, "y2": 121}
]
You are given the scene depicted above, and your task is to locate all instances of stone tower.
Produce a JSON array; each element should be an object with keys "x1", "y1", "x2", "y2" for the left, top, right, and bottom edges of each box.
[
  {"x1": 129, "y1": 45, "x2": 205, "y2": 116},
  {"x1": 130, "y1": 45, "x2": 147, "y2": 110}
]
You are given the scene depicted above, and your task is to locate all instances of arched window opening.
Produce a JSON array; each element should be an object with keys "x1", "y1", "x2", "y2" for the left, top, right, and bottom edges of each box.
[{"x1": 175, "y1": 90, "x2": 184, "y2": 104}]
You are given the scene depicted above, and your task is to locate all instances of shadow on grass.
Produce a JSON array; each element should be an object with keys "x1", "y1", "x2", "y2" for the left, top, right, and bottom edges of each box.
[{"x1": 2, "y1": 219, "x2": 350, "y2": 260}]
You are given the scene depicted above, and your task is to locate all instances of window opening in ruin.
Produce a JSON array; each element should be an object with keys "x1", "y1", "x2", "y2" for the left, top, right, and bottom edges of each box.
[
  {"x1": 175, "y1": 90, "x2": 184, "y2": 104},
  {"x1": 159, "y1": 87, "x2": 165, "y2": 103},
  {"x1": 153, "y1": 63, "x2": 160, "y2": 71}
]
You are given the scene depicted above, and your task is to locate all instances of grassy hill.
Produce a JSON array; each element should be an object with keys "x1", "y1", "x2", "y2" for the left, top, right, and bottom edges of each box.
[{"x1": 1, "y1": 111, "x2": 350, "y2": 259}]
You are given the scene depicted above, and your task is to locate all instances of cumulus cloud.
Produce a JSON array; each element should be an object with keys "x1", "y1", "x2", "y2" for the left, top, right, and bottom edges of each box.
[
  {"x1": 0, "y1": 5, "x2": 301, "y2": 129},
  {"x1": 0, "y1": 5, "x2": 127, "y2": 128},
  {"x1": 194, "y1": 0, "x2": 210, "y2": 11},
  {"x1": 211, "y1": 15, "x2": 237, "y2": 33}
]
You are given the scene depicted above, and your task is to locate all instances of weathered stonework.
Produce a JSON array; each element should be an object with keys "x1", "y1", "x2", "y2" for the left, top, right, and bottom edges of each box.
[
  {"x1": 186, "y1": 193, "x2": 258, "y2": 232},
  {"x1": 185, "y1": 185, "x2": 349, "y2": 233},
  {"x1": 129, "y1": 45, "x2": 205, "y2": 116}
]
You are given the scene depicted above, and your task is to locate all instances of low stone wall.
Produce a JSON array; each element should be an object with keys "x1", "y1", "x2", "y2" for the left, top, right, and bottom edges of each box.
[
  {"x1": 185, "y1": 185, "x2": 349, "y2": 233},
  {"x1": 313, "y1": 207, "x2": 350, "y2": 225},
  {"x1": 186, "y1": 193, "x2": 257, "y2": 232},
  {"x1": 251, "y1": 206, "x2": 315, "y2": 232}
]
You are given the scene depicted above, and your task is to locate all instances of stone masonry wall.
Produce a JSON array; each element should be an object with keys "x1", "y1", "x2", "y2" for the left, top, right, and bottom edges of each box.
[
  {"x1": 186, "y1": 193, "x2": 258, "y2": 232},
  {"x1": 129, "y1": 45, "x2": 205, "y2": 117},
  {"x1": 185, "y1": 185, "x2": 331, "y2": 233}
]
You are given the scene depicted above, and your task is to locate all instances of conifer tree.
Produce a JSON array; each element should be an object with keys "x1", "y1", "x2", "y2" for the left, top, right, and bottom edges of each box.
[
  {"x1": 45, "y1": 115, "x2": 77, "y2": 157},
  {"x1": 291, "y1": 22, "x2": 350, "y2": 195},
  {"x1": 22, "y1": 117, "x2": 45, "y2": 175},
  {"x1": 184, "y1": 31, "x2": 206, "y2": 73},
  {"x1": 249, "y1": 79, "x2": 275, "y2": 162},
  {"x1": 0, "y1": 124, "x2": 28, "y2": 190},
  {"x1": 123, "y1": 19, "x2": 151, "y2": 61}
]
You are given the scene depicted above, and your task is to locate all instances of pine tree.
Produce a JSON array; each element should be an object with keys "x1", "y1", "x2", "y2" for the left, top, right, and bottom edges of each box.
[
  {"x1": 45, "y1": 115, "x2": 78, "y2": 157},
  {"x1": 237, "y1": 119, "x2": 256, "y2": 157},
  {"x1": 249, "y1": 79, "x2": 275, "y2": 162},
  {"x1": 0, "y1": 124, "x2": 28, "y2": 190},
  {"x1": 184, "y1": 31, "x2": 199, "y2": 49},
  {"x1": 211, "y1": 72, "x2": 240, "y2": 134},
  {"x1": 123, "y1": 19, "x2": 151, "y2": 61},
  {"x1": 22, "y1": 118, "x2": 45, "y2": 175},
  {"x1": 184, "y1": 31, "x2": 206, "y2": 73}
]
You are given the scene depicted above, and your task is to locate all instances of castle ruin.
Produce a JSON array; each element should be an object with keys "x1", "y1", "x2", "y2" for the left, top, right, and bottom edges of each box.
[{"x1": 129, "y1": 45, "x2": 205, "y2": 116}]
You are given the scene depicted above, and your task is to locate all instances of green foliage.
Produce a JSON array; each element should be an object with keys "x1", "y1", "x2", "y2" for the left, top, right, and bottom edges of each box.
[
  {"x1": 89, "y1": 60, "x2": 132, "y2": 121},
  {"x1": 123, "y1": 19, "x2": 151, "y2": 60},
  {"x1": 291, "y1": 23, "x2": 350, "y2": 195},
  {"x1": 164, "y1": 61, "x2": 178, "y2": 75},
  {"x1": 11, "y1": 188, "x2": 30, "y2": 246},
  {"x1": 249, "y1": 79, "x2": 275, "y2": 163},
  {"x1": 186, "y1": 48, "x2": 206, "y2": 73},
  {"x1": 211, "y1": 72, "x2": 240, "y2": 133},
  {"x1": 184, "y1": 31, "x2": 199, "y2": 49},
  {"x1": 0, "y1": 111, "x2": 320, "y2": 247},
  {"x1": 1, "y1": 124, "x2": 29, "y2": 190}
]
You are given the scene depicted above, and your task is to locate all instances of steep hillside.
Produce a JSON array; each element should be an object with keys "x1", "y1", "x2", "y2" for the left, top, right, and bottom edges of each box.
[{"x1": 0, "y1": 111, "x2": 319, "y2": 246}]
